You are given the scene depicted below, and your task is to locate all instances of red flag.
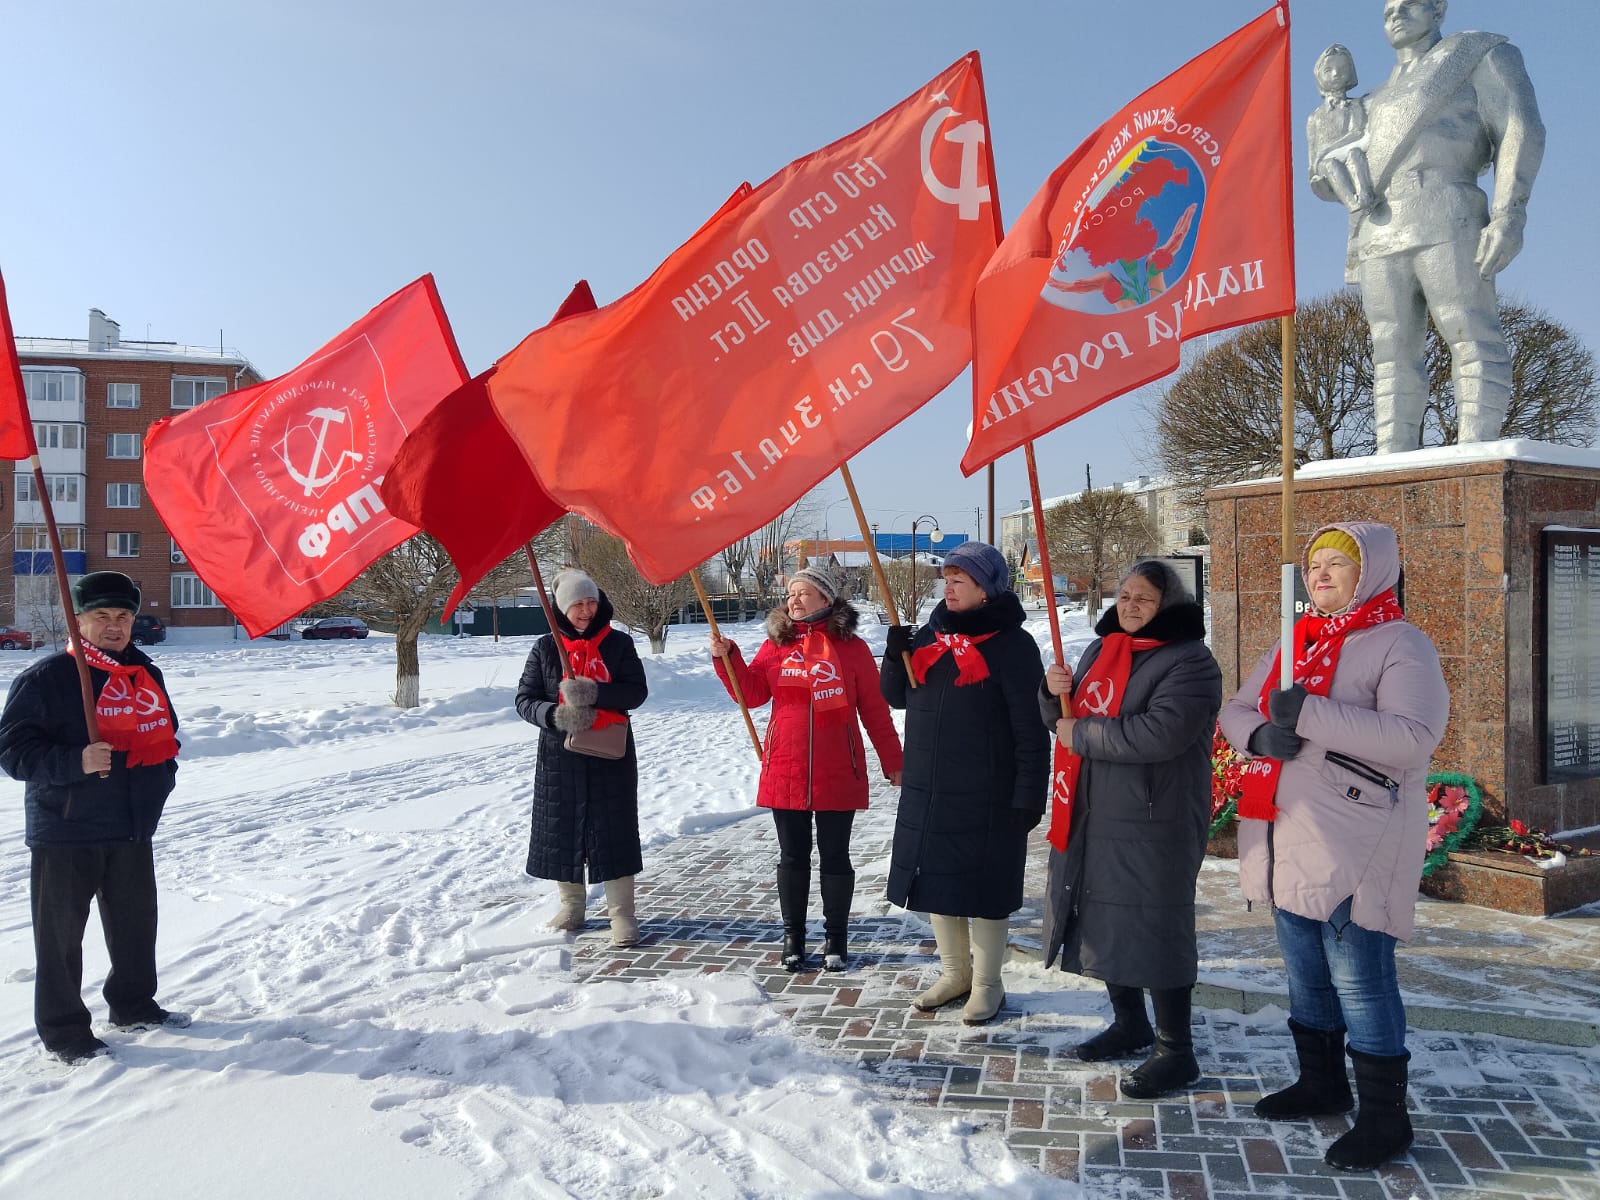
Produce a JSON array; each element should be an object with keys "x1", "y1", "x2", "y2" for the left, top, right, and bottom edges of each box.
[
  {"x1": 381, "y1": 282, "x2": 599, "y2": 619},
  {"x1": 962, "y1": 4, "x2": 1293, "y2": 474},
  {"x1": 0, "y1": 270, "x2": 39, "y2": 461},
  {"x1": 144, "y1": 276, "x2": 469, "y2": 637},
  {"x1": 489, "y1": 54, "x2": 1001, "y2": 584}
]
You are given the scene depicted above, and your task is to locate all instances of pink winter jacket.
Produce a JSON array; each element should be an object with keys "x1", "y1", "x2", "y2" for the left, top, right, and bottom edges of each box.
[{"x1": 1219, "y1": 522, "x2": 1450, "y2": 941}]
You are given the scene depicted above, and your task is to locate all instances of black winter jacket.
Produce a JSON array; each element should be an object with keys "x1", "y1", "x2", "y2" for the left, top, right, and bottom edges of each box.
[
  {"x1": 881, "y1": 592, "x2": 1048, "y2": 919},
  {"x1": 0, "y1": 647, "x2": 180, "y2": 848},
  {"x1": 515, "y1": 594, "x2": 648, "y2": 883},
  {"x1": 1038, "y1": 601, "x2": 1221, "y2": 988}
]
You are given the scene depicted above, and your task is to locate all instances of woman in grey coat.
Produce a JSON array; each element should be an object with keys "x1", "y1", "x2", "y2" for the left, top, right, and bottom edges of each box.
[
  {"x1": 1040, "y1": 559, "x2": 1221, "y2": 1099},
  {"x1": 1220, "y1": 522, "x2": 1447, "y2": 1172}
]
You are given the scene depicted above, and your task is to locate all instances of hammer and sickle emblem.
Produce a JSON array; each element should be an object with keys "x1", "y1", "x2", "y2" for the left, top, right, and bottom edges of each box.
[
  {"x1": 101, "y1": 677, "x2": 133, "y2": 703},
  {"x1": 808, "y1": 659, "x2": 841, "y2": 685},
  {"x1": 279, "y1": 406, "x2": 366, "y2": 497},
  {"x1": 135, "y1": 686, "x2": 163, "y2": 717},
  {"x1": 1081, "y1": 679, "x2": 1115, "y2": 716},
  {"x1": 920, "y1": 106, "x2": 991, "y2": 221}
]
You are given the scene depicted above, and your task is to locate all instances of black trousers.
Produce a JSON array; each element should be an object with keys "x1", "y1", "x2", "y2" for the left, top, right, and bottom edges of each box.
[
  {"x1": 772, "y1": 809, "x2": 856, "y2": 874},
  {"x1": 31, "y1": 841, "x2": 159, "y2": 1049}
]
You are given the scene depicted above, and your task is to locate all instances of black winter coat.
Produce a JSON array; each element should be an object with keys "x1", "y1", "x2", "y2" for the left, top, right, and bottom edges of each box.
[
  {"x1": 881, "y1": 592, "x2": 1048, "y2": 919},
  {"x1": 1038, "y1": 601, "x2": 1221, "y2": 989},
  {"x1": 516, "y1": 594, "x2": 648, "y2": 883},
  {"x1": 0, "y1": 647, "x2": 180, "y2": 848}
]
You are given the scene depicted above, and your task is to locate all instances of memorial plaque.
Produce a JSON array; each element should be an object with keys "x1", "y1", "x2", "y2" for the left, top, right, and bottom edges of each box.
[{"x1": 1543, "y1": 529, "x2": 1600, "y2": 783}]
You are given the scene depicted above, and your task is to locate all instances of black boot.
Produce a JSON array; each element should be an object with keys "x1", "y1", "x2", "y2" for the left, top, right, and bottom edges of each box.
[
  {"x1": 819, "y1": 871, "x2": 855, "y2": 971},
  {"x1": 1256, "y1": 1019, "x2": 1353, "y2": 1119},
  {"x1": 775, "y1": 866, "x2": 810, "y2": 972},
  {"x1": 1120, "y1": 986, "x2": 1201, "y2": 1099},
  {"x1": 1076, "y1": 984, "x2": 1153, "y2": 1062},
  {"x1": 1325, "y1": 1048, "x2": 1412, "y2": 1171}
]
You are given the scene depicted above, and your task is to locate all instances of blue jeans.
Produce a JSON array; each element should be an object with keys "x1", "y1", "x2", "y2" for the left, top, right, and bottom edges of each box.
[{"x1": 1273, "y1": 896, "x2": 1407, "y2": 1056}]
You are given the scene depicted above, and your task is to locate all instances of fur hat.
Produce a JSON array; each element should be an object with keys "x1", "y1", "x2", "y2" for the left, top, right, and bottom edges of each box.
[
  {"x1": 552, "y1": 569, "x2": 599, "y2": 613},
  {"x1": 940, "y1": 541, "x2": 1011, "y2": 600},
  {"x1": 790, "y1": 563, "x2": 841, "y2": 604},
  {"x1": 72, "y1": 571, "x2": 141, "y2": 615}
]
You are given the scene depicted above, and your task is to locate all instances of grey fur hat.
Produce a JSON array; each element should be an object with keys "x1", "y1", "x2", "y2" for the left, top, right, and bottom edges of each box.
[{"x1": 552, "y1": 569, "x2": 599, "y2": 613}]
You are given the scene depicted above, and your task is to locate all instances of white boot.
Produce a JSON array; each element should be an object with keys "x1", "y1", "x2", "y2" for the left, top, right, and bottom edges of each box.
[
  {"x1": 913, "y1": 915, "x2": 972, "y2": 1011},
  {"x1": 963, "y1": 918, "x2": 1010, "y2": 1025},
  {"x1": 604, "y1": 877, "x2": 640, "y2": 948},
  {"x1": 548, "y1": 881, "x2": 587, "y2": 932}
]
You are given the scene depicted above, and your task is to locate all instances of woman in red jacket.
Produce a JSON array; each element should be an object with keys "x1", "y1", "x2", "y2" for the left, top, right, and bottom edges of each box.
[{"x1": 711, "y1": 564, "x2": 903, "y2": 972}]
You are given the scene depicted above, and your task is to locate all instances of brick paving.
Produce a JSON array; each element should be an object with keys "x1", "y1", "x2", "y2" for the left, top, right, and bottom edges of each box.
[{"x1": 570, "y1": 792, "x2": 1600, "y2": 1198}]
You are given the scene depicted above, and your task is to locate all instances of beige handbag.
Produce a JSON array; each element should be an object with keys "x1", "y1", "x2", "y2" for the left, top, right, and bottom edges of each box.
[{"x1": 564, "y1": 717, "x2": 629, "y2": 760}]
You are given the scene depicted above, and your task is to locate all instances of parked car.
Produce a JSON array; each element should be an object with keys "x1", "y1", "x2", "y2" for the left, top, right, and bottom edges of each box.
[
  {"x1": 302, "y1": 616, "x2": 370, "y2": 641},
  {"x1": 132, "y1": 614, "x2": 167, "y2": 645},
  {"x1": 0, "y1": 625, "x2": 34, "y2": 651}
]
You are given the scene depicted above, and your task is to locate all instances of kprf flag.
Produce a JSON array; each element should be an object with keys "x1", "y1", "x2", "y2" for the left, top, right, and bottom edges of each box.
[
  {"x1": 0, "y1": 270, "x2": 38, "y2": 460},
  {"x1": 962, "y1": 4, "x2": 1293, "y2": 474},
  {"x1": 490, "y1": 53, "x2": 1001, "y2": 584},
  {"x1": 145, "y1": 276, "x2": 469, "y2": 637},
  {"x1": 382, "y1": 281, "x2": 599, "y2": 620}
]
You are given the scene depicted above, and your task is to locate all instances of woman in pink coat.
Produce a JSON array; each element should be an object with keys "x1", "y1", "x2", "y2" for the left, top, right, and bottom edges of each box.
[
  {"x1": 711, "y1": 564, "x2": 903, "y2": 973},
  {"x1": 1220, "y1": 522, "x2": 1448, "y2": 1173}
]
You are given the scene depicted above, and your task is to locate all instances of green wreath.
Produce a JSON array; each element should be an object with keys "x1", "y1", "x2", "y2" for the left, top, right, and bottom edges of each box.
[{"x1": 1422, "y1": 771, "x2": 1483, "y2": 878}]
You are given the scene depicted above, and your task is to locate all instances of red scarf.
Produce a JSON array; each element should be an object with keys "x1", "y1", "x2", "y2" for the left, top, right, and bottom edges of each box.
[
  {"x1": 911, "y1": 631, "x2": 996, "y2": 686},
  {"x1": 1236, "y1": 588, "x2": 1405, "y2": 821},
  {"x1": 775, "y1": 628, "x2": 851, "y2": 722},
  {"x1": 73, "y1": 642, "x2": 179, "y2": 766},
  {"x1": 1046, "y1": 633, "x2": 1162, "y2": 852},
  {"x1": 560, "y1": 625, "x2": 627, "y2": 730}
]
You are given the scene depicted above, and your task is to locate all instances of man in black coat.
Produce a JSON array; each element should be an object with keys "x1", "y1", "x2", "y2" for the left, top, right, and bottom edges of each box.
[{"x1": 0, "y1": 572, "x2": 187, "y2": 1064}]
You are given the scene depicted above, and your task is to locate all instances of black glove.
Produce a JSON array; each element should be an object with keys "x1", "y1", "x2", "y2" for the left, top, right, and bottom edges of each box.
[
  {"x1": 1267, "y1": 683, "x2": 1307, "y2": 730},
  {"x1": 1248, "y1": 721, "x2": 1303, "y2": 760},
  {"x1": 1012, "y1": 808, "x2": 1044, "y2": 833},
  {"x1": 884, "y1": 625, "x2": 915, "y2": 661}
]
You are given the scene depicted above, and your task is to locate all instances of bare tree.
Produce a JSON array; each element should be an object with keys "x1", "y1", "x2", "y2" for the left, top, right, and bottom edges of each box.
[
  {"x1": 1155, "y1": 290, "x2": 1596, "y2": 496},
  {"x1": 1043, "y1": 487, "x2": 1159, "y2": 621},
  {"x1": 879, "y1": 555, "x2": 940, "y2": 624},
  {"x1": 747, "y1": 495, "x2": 819, "y2": 608},
  {"x1": 338, "y1": 533, "x2": 457, "y2": 709},
  {"x1": 719, "y1": 536, "x2": 753, "y2": 600},
  {"x1": 578, "y1": 532, "x2": 695, "y2": 655}
]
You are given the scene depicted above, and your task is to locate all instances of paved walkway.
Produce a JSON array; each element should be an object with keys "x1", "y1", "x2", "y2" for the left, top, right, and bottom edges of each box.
[{"x1": 569, "y1": 788, "x2": 1600, "y2": 1198}]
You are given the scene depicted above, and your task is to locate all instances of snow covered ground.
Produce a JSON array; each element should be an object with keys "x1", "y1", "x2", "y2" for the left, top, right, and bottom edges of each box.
[{"x1": 0, "y1": 613, "x2": 1107, "y2": 1200}]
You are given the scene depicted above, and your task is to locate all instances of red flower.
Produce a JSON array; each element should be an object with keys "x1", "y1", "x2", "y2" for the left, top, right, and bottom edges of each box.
[
  {"x1": 1510, "y1": 818, "x2": 1529, "y2": 836},
  {"x1": 1073, "y1": 157, "x2": 1189, "y2": 269}
]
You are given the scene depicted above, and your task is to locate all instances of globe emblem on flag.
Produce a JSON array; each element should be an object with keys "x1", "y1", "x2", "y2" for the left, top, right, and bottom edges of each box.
[{"x1": 1042, "y1": 138, "x2": 1206, "y2": 315}]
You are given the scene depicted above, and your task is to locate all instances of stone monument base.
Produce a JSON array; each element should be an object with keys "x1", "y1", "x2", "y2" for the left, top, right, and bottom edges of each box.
[{"x1": 1420, "y1": 833, "x2": 1600, "y2": 917}]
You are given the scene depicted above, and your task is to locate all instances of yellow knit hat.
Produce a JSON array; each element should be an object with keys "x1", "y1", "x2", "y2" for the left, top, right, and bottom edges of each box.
[{"x1": 1306, "y1": 528, "x2": 1361, "y2": 568}]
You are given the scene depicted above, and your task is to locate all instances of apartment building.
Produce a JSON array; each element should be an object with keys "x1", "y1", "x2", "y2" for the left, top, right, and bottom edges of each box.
[{"x1": 9, "y1": 309, "x2": 262, "y2": 632}]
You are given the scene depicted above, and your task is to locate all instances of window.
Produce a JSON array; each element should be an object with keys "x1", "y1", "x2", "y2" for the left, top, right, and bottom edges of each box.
[
  {"x1": 15, "y1": 525, "x2": 84, "y2": 551},
  {"x1": 106, "y1": 532, "x2": 140, "y2": 558},
  {"x1": 16, "y1": 474, "x2": 80, "y2": 503},
  {"x1": 171, "y1": 572, "x2": 223, "y2": 608},
  {"x1": 107, "y1": 433, "x2": 141, "y2": 459},
  {"x1": 107, "y1": 383, "x2": 140, "y2": 409},
  {"x1": 106, "y1": 482, "x2": 141, "y2": 508},
  {"x1": 22, "y1": 369, "x2": 83, "y2": 407},
  {"x1": 32, "y1": 423, "x2": 84, "y2": 450},
  {"x1": 170, "y1": 540, "x2": 187, "y2": 565},
  {"x1": 171, "y1": 376, "x2": 226, "y2": 410}
]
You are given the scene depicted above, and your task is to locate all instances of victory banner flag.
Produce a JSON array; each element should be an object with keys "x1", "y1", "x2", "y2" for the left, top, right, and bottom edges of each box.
[
  {"x1": 381, "y1": 281, "x2": 599, "y2": 619},
  {"x1": 490, "y1": 53, "x2": 1000, "y2": 584},
  {"x1": 0, "y1": 270, "x2": 38, "y2": 460},
  {"x1": 145, "y1": 276, "x2": 469, "y2": 637},
  {"x1": 962, "y1": 4, "x2": 1293, "y2": 473}
]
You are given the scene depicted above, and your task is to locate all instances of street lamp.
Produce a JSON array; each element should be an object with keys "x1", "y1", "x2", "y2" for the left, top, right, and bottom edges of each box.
[{"x1": 908, "y1": 513, "x2": 941, "y2": 624}]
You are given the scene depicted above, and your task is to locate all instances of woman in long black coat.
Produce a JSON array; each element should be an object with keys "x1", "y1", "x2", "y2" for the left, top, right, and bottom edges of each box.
[
  {"x1": 1039, "y1": 558, "x2": 1220, "y2": 1099},
  {"x1": 881, "y1": 541, "x2": 1048, "y2": 1025},
  {"x1": 516, "y1": 570, "x2": 648, "y2": 947}
]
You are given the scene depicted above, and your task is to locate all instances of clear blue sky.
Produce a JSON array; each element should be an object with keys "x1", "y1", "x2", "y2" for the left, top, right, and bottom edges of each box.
[{"x1": 4, "y1": 0, "x2": 1594, "y2": 541}]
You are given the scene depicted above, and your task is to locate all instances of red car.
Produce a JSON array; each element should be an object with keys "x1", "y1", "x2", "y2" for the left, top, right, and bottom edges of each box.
[{"x1": 0, "y1": 625, "x2": 35, "y2": 651}]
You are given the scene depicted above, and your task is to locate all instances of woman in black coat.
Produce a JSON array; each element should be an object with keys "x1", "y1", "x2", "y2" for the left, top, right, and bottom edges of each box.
[
  {"x1": 1039, "y1": 559, "x2": 1221, "y2": 1100},
  {"x1": 881, "y1": 541, "x2": 1048, "y2": 1025},
  {"x1": 516, "y1": 570, "x2": 648, "y2": 947}
]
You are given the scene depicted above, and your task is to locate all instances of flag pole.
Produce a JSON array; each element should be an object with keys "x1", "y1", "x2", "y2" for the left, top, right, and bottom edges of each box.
[
  {"x1": 693, "y1": 568, "x2": 763, "y2": 756},
  {"x1": 837, "y1": 462, "x2": 917, "y2": 687},
  {"x1": 33, "y1": 459, "x2": 102, "y2": 778},
  {"x1": 1279, "y1": 314, "x2": 1297, "y2": 688},
  {"x1": 523, "y1": 545, "x2": 573, "y2": 679},
  {"x1": 1024, "y1": 444, "x2": 1069, "y2": 719}
]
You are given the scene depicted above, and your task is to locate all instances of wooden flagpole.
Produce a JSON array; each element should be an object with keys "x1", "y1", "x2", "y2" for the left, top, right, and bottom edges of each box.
[
  {"x1": 523, "y1": 545, "x2": 573, "y2": 678},
  {"x1": 32, "y1": 456, "x2": 104, "y2": 783},
  {"x1": 1279, "y1": 314, "x2": 1297, "y2": 687},
  {"x1": 837, "y1": 462, "x2": 917, "y2": 686},
  {"x1": 693, "y1": 568, "x2": 764, "y2": 756},
  {"x1": 1024, "y1": 444, "x2": 1069, "y2": 719}
]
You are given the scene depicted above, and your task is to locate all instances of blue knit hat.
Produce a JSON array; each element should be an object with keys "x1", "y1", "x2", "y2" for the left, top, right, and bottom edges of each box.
[{"x1": 940, "y1": 541, "x2": 1010, "y2": 600}]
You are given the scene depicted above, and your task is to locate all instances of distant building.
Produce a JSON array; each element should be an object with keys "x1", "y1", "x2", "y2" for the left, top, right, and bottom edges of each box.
[
  {"x1": 1000, "y1": 476, "x2": 1204, "y2": 563},
  {"x1": 8, "y1": 309, "x2": 264, "y2": 632}
]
